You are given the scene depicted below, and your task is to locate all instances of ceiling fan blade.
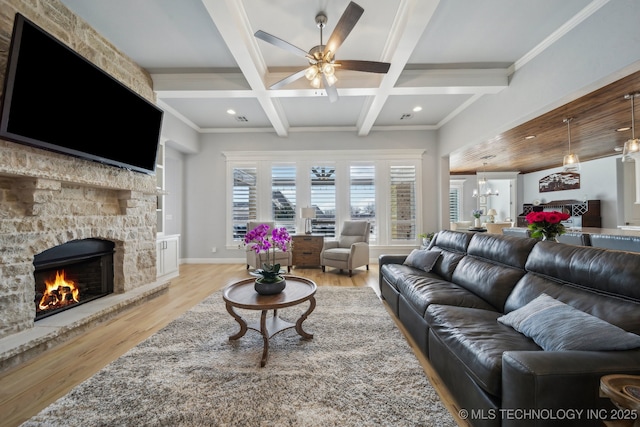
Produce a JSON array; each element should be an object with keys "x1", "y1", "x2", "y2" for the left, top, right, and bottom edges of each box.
[
  {"x1": 336, "y1": 60, "x2": 391, "y2": 74},
  {"x1": 323, "y1": 1, "x2": 364, "y2": 59},
  {"x1": 255, "y1": 30, "x2": 313, "y2": 59},
  {"x1": 322, "y1": 74, "x2": 339, "y2": 103},
  {"x1": 270, "y1": 68, "x2": 307, "y2": 89}
]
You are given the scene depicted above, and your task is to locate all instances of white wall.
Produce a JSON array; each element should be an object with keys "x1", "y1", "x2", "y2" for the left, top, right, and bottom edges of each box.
[
  {"x1": 164, "y1": 146, "x2": 184, "y2": 237},
  {"x1": 521, "y1": 156, "x2": 619, "y2": 229},
  {"x1": 181, "y1": 130, "x2": 437, "y2": 261},
  {"x1": 485, "y1": 179, "x2": 512, "y2": 222}
]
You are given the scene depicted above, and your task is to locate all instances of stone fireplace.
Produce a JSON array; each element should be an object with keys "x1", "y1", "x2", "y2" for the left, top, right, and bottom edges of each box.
[{"x1": 0, "y1": 1, "x2": 168, "y2": 370}]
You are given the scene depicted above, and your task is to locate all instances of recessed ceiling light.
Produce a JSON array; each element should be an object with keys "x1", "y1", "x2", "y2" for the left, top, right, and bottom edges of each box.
[
  {"x1": 226, "y1": 109, "x2": 236, "y2": 115},
  {"x1": 617, "y1": 126, "x2": 631, "y2": 132},
  {"x1": 412, "y1": 106, "x2": 422, "y2": 112},
  {"x1": 524, "y1": 135, "x2": 536, "y2": 140}
]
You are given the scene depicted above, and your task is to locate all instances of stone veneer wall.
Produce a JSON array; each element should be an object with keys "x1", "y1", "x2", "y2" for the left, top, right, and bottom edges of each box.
[{"x1": 0, "y1": 0, "x2": 160, "y2": 339}]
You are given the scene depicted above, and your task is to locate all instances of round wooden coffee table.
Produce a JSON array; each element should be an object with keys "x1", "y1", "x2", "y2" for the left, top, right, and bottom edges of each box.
[{"x1": 223, "y1": 275, "x2": 317, "y2": 367}]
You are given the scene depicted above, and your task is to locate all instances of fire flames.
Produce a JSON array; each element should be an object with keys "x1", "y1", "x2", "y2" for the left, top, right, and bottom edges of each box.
[{"x1": 38, "y1": 270, "x2": 80, "y2": 311}]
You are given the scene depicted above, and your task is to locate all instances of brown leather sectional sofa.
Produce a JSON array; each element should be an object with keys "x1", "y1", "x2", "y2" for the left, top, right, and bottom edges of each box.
[{"x1": 379, "y1": 230, "x2": 640, "y2": 427}]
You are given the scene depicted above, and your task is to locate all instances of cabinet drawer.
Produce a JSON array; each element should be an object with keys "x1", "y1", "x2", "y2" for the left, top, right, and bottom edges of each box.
[
  {"x1": 292, "y1": 235, "x2": 323, "y2": 266},
  {"x1": 293, "y1": 252, "x2": 320, "y2": 265}
]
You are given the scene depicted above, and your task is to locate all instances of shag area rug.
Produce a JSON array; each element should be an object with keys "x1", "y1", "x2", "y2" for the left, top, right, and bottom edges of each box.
[{"x1": 23, "y1": 286, "x2": 456, "y2": 427}]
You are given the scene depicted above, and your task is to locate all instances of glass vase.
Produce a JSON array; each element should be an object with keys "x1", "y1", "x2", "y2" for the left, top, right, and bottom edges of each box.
[{"x1": 542, "y1": 233, "x2": 559, "y2": 242}]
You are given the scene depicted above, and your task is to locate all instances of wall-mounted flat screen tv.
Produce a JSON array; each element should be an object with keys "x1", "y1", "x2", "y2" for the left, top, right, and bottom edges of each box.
[{"x1": 0, "y1": 13, "x2": 163, "y2": 175}]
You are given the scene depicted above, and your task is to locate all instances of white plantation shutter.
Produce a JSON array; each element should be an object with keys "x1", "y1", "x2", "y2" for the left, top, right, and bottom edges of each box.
[
  {"x1": 389, "y1": 165, "x2": 416, "y2": 240},
  {"x1": 311, "y1": 165, "x2": 336, "y2": 237},
  {"x1": 449, "y1": 188, "x2": 460, "y2": 222},
  {"x1": 232, "y1": 167, "x2": 257, "y2": 240},
  {"x1": 272, "y1": 165, "x2": 296, "y2": 233},
  {"x1": 350, "y1": 164, "x2": 375, "y2": 242}
]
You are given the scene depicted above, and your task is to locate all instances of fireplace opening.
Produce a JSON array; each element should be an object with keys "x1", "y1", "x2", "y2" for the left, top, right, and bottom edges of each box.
[{"x1": 33, "y1": 239, "x2": 115, "y2": 321}]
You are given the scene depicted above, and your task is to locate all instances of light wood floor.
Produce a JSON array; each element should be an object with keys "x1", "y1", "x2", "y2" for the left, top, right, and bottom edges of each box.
[{"x1": 0, "y1": 264, "x2": 464, "y2": 427}]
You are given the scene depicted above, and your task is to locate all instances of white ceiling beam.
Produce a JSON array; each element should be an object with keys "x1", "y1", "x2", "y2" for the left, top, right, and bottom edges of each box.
[
  {"x1": 356, "y1": 0, "x2": 441, "y2": 136},
  {"x1": 153, "y1": 68, "x2": 508, "y2": 99},
  {"x1": 200, "y1": 0, "x2": 289, "y2": 136}
]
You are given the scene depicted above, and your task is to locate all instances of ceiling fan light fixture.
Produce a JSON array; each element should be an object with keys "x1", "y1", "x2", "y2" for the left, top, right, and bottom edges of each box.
[
  {"x1": 322, "y1": 62, "x2": 335, "y2": 76},
  {"x1": 305, "y1": 65, "x2": 319, "y2": 80},
  {"x1": 255, "y1": 2, "x2": 388, "y2": 101},
  {"x1": 622, "y1": 93, "x2": 640, "y2": 162},
  {"x1": 310, "y1": 74, "x2": 322, "y2": 89},
  {"x1": 562, "y1": 117, "x2": 580, "y2": 172}
]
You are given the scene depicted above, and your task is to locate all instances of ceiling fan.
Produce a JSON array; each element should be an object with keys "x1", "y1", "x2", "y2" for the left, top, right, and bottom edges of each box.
[{"x1": 254, "y1": 1, "x2": 391, "y2": 102}]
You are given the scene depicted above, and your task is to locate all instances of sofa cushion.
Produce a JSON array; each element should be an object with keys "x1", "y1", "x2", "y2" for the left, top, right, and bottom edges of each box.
[
  {"x1": 380, "y1": 263, "x2": 428, "y2": 290},
  {"x1": 452, "y1": 256, "x2": 527, "y2": 312},
  {"x1": 524, "y1": 241, "x2": 640, "y2": 301},
  {"x1": 403, "y1": 249, "x2": 441, "y2": 272},
  {"x1": 429, "y1": 230, "x2": 472, "y2": 281},
  {"x1": 467, "y1": 233, "x2": 537, "y2": 269},
  {"x1": 321, "y1": 247, "x2": 350, "y2": 262},
  {"x1": 338, "y1": 235, "x2": 363, "y2": 248},
  {"x1": 498, "y1": 293, "x2": 640, "y2": 351},
  {"x1": 397, "y1": 274, "x2": 497, "y2": 316},
  {"x1": 426, "y1": 304, "x2": 541, "y2": 396},
  {"x1": 505, "y1": 271, "x2": 640, "y2": 335}
]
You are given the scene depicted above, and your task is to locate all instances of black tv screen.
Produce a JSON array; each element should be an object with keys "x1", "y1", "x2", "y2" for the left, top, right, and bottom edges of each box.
[{"x1": 0, "y1": 13, "x2": 163, "y2": 175}]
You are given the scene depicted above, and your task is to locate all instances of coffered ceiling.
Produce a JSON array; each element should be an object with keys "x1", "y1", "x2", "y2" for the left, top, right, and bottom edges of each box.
[{"x1": 57, "y1": 0, "x2": 632, "y2": 174}]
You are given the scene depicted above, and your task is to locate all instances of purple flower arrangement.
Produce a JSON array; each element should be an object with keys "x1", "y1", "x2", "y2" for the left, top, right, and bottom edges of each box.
[{"x1": 244, "y1": 223, "x2": 291, "y2": 283}]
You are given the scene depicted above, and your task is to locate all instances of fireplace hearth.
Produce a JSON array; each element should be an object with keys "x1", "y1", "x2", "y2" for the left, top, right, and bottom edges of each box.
[{"x1": 33, "y1": 239, "x2": 115, "y2": 321}]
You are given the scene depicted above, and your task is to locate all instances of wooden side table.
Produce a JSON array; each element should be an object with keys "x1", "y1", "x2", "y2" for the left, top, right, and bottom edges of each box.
[
  {"x1": 600, "y1": 374, "x2": 640, "y2": 427},
  {"x1": 292, "y1": 235, "x2": 324, "y2": 267}
]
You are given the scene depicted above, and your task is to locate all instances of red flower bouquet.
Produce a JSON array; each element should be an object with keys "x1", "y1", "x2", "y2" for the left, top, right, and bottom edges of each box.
[{"x1": 525, "y1": 210, "x2": 571, "y2": 241}]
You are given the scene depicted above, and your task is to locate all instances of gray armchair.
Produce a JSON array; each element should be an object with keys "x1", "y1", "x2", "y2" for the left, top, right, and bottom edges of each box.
[
  {"x1": 320, "y1": 220, "x2": 370, "y2": 277},
  {"x1": 245, "y1": 221, "x2": 292, "y2": 272}
]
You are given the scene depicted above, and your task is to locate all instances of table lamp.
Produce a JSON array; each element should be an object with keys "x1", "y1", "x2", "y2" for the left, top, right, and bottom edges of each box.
[
  {"x1": 487, "y1": 209, "x2": 497, "y2": 223},
  {"x1": 301, "y1": 207, "x2": 316, "y2": 234}
]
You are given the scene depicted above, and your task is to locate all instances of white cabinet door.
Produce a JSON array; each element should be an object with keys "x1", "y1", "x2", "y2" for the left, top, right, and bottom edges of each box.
[{"x1": 157, "y1": 235, "x2": 180, "y2": 279}]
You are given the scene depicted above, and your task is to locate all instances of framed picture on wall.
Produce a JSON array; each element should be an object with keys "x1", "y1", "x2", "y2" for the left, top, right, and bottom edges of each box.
[{"x1": 539, "y1": 172, "x2": 580, "y2": 193}]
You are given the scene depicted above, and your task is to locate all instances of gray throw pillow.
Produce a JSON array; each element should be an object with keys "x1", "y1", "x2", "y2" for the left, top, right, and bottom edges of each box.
[
  {"x1": 498, "y1": 293, "x2": 640, "y2": 351},
  {"x1": 403, "y1": 249, "x2": 441, "y2": 272}
]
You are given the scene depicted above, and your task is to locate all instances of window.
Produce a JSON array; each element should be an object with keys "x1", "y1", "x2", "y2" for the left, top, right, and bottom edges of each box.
[
  {"x1": 231, "y1": 167, "x2": 257, "y2": 239},
  {"x1": 389, "y1": 165, "x2": 416, "y2": 240},
  {"x1": 310, "y1": 165, "x2": 336, "y2": 237},
  {"x1": 224, "y1": 150, "x2": 423, "y2": 247},
  {"x1": 350, "y1": 164, "x2": 375, "y2": 241},
  {"x1": 272, "y1": 164, "x2": 296, "y2": 233}
]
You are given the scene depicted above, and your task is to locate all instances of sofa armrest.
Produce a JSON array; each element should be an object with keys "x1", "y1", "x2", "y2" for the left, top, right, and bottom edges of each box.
[
  {"x1": 378, "y1": 254, "x2": 408, "y2": 266},
  {"x1": 350, "y1": 241, "x2": 369, "y2": 267},
  {"x1": 501, "y1": 350, "x2": 640, "y2": 427}
]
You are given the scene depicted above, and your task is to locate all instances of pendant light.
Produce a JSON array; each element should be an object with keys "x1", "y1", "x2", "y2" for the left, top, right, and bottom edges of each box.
[
  {"x1": 622, "y1": 92, "x2": 640, "y2": 162},
  {"x1": 562, "y1": 117, "x2": 580, "y2": 172},
  {"x1": 472, "y1": 162, "x2": 499, "y2": 197}
]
